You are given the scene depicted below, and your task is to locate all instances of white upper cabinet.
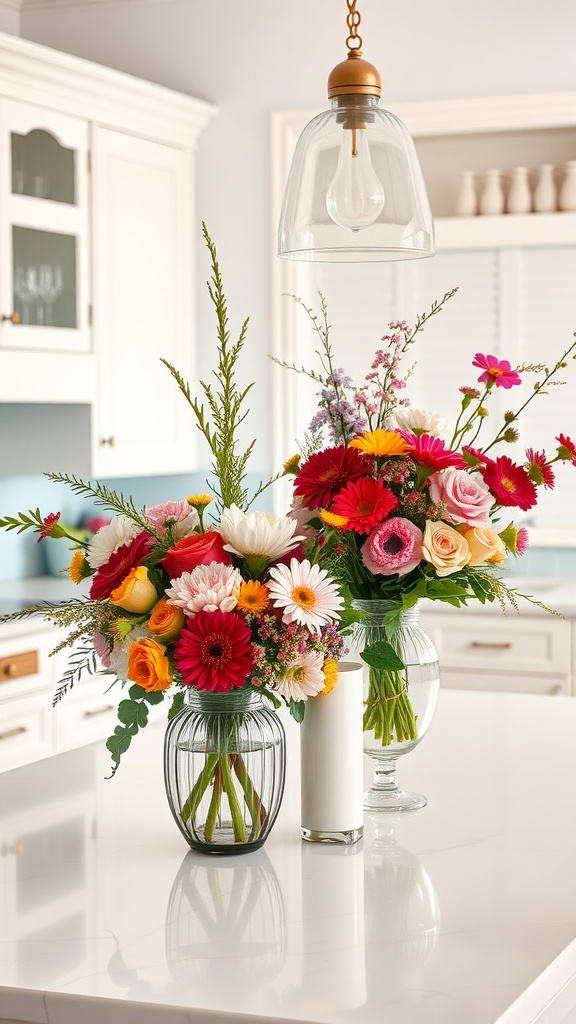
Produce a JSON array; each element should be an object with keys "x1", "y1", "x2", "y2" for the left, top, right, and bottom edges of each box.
[{"x1": 0, "y1": 31, "x2": 216, "y2": 475}]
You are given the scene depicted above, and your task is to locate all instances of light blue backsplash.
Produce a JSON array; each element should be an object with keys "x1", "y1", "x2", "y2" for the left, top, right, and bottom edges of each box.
[{"x1": 0, "y1": 471, "x2": 274, "y2": 580}]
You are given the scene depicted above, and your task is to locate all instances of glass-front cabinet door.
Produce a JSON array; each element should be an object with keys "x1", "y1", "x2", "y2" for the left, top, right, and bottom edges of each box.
[{"x1": 0, "y1": 98, "x2": 90, "y2": 353}]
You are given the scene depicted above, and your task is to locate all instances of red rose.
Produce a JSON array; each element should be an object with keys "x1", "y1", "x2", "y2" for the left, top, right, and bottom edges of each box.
[
  {"x1": 160, "y1": 531, "x2": 232, "y2": 580},
  {"x1": 89, "y1": 531, "x2": 154, "y2": 601}
]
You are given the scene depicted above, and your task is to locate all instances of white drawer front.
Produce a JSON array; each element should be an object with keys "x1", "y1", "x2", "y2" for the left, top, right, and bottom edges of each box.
[
  {"x1": 0, "y1": 630, "x2": 57, "y2": 701},
  {"x1": 0, "y1": 691, "x2": 55, "y2": 772},
  {"x1": 422, "y1": 612, "x2": 571, "y2": 676},
  {"x1": 440, "y1": 669, "x2": 570, "y2": 697},
  {"x1": 55, "y1": 677, "x2": 120, "y2": 753}
]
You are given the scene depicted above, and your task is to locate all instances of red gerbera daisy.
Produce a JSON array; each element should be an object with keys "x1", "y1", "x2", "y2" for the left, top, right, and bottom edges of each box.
[
  {"x1": 482, "y1": 456, "x2": 538, "y2": 511},
  {"x1": 331, "y1": 476, "x2": 398, "y2": 534},
  {"x1": 462, "y1": 445, "x2": 495, "y2": 467},
  {"x1": 525, "y1": 448, "x2": 555, "y2": 489},
  {"x1": 89, "y1": 530, "x2": 154, "y2": 600},
  {"x1": 400, "y1": 432, "x2": 467, "y2": 471},
  {"x1": 472, "y1": 353, "x2": 522, "y2": 389},
  {"x1": 294, "y1": 445, "x2": 371, "y2": 508},
  {"x1": 556, "y1": 434, "x2": 576, "y2": 466},
  {"x1": 37, "y1": 511, "x2": 61, "y2": 542},
  {"x1": 174, "y1": 608, "x2": 254, "y2": 692}
]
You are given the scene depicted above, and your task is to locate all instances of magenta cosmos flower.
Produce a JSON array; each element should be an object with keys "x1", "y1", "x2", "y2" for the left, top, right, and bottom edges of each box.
[
  {"x1": 472, "y1": 353, "x2": 522, "y2": 389},
  {"x1": 400, "y1": 432, "x2": 467, "y2": 471},
  {"x1": 360, "y1": 517, "x2": 423, "y2": 576}
]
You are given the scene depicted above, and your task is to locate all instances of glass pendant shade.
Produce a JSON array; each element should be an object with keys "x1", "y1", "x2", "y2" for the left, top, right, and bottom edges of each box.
[{"x1": 278, "y1": 96, "x2": 435, "y2": 263}]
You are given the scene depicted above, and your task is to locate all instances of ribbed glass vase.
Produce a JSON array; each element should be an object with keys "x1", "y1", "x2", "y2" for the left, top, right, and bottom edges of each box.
[
  {"x1": 164, "y1": 689, "x2": 286, "y2": 854},
  {"x1": 352, "y1": 600, "x2": 440, "y2": 812}
]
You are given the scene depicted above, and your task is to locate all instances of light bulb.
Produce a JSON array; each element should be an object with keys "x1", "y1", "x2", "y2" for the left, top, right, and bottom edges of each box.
[{"x1": 326, "y1": 127, "x2": 385, "y2": 231}]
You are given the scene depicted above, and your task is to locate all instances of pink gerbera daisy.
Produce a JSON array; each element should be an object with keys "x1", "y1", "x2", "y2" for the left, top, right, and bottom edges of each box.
[
  {"x1": 294, "y1": 446, "x2": 371, "y2": 509},
  {"x1": 331, "y1": 476, "x2": 398, "y2": 534},
  {"x1": 516, "y1": 527, "x2": 530, "y2": 556},
  {"x1": 174, "y1": 608, "x2": 254, "y2": 692},
  {"x1": 472, "y1": 353, "x2": 522, "y2": 389},
  {"x1": 525, "y1": 448, "x2": 555, "y2": 489},
  {"x1": 462, "y1": 445, "x2": 496, "y2": 467},
  {"x1": 400, "y1": 432, "x2": 467, "y2": 471},
  {"x1": 482, "y1": 456, "x2": 538, "y2": 511}
]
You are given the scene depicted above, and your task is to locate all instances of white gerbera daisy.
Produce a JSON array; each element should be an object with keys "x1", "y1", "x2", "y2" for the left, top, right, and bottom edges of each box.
[
  {"x1": 86, "y1": 515, "x2": 140, "y2": 569},
  {"x1": 219, "y1": 504, "x2": 304, "y2": 561},
  {"x1": 274, "y1": 651, "x2": 326, "y2": 702},
  {"x1": 165, "y1": 561, "x2": 242, "y2": 616},
  {"x1": 267, "y1": 558, "x2": 343, "y2": 636},
  {"x1": 394, "y1": 407, "x2": 447, "y2": 439}
]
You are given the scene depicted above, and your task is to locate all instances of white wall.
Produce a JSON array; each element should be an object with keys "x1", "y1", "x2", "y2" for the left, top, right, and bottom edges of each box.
[{"x1": 16, "y1": 0, "x2": 576, "y2": 474}]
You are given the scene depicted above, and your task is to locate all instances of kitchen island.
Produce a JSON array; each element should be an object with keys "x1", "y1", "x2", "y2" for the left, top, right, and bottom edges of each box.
[{"x1": 1, "y1": 688, "x2": 576, "y2": 1024}]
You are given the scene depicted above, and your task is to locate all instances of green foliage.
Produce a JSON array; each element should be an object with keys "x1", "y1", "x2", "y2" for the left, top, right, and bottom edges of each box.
[
  {"x1": 105, "y1": 684, "x2": 165, "y2": 778},
  {"x1": 167, "y1": 690, "x2": 185, "y2": 720},
  {"x1": 361, "y1": 641, "x2": 405, "y2": 672},
  {"x1": 43, "y1": 473, "x2": 165, "y2": 544},
  {"x1": 289, "y1": 698, "x2": 305, "y2": 724},
  {"x1": 0, "y1": 507, "x2": 46, "y2": 534}
]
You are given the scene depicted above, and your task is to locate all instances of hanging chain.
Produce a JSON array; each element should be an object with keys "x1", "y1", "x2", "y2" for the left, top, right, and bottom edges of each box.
[{"x1": 345, "y1": 0, "x2": 363, "y2": 51}]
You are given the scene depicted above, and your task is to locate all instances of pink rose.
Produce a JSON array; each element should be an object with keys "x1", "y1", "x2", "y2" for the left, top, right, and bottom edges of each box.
[
  {"x1": 428, "y1": 468, "x2": 493, "y2": 526},
  {"x1": 360, "y1": 517, "x2": 423, "y2": 576}
]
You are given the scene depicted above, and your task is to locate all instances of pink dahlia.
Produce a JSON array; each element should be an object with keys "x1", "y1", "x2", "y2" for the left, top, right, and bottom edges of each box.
[
  {"x1": 294, "y1": 446, "x2": 371, "y2": 509},
  {"x1": 331, "y1": 476, "x2": 398, "y2": 534},
  {"x1": 472, "y1": 353, "x2": 522, "y2": 389},
  {"x1": 360, "y1": 517, "x2": 423, "y2": 576},
  {"x1": 89, "y1": 531, "x2": 154, "y2": 600},
  {"x1": 174, "y1": 608, "x2": 254, "y2": 692},
  {"x1": 400, "y1": 432, "x2": 467, "y2": 471},
  {"x1": 482, "y1": 456, "x2": 538, "y2": 511}
]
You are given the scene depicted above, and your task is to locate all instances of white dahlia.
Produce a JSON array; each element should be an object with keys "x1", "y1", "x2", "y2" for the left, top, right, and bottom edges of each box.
[
  {"x1": 219, "y1": 504, "x2": 304, "y2": 561},
  {"x1": 267, "y1": 558, "x2": 343, "y2": 636},
  {"x1": 86, "y1": 515, "x2": 140, "y2": 569},
  {"x1": 165, "y1": 561, "x2": 242, "y2": 616},
  {"x1": 394, "y1": 407, "x2": 447, "y2": 438}
]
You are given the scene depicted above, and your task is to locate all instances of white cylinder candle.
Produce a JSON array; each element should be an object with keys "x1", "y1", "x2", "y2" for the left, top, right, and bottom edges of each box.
[{"x1": 300, "y1": 661, "x2": 364, "y2": 844}]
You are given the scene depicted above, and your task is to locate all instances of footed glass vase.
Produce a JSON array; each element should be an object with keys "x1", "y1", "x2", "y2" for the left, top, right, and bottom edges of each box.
[
  {"x1": 352, "y1": 600, "x2": 440, "y2": 812},
  {"x1": 164, "y1": 689, "x2": 286, "y2": 854}
]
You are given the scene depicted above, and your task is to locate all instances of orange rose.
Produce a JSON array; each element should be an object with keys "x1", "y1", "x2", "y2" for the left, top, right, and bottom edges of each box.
[
  {"x1": 160, "y1": 531, "x2": 231, "y2": 580},
  {"x1": 127, "y1": 638, "x2": 172, "y2": 692},
  {"x1": 147, "y1": 597, "x2": 185, "y2": 642},
  {"x1": 109, "y1": 565, "x2": 157, "y2": 613}
]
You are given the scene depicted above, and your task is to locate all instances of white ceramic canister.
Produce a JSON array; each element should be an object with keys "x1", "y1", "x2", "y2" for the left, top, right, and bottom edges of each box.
[
  {"x1": 300, "y1": 661, "x2": 364, "y2": 844},
  {"x1": 507, "y1": 166, "x2": 532, "y2": 214},
  {"x1": 559, "y1": 160, "x2": 576, "y2": 212},
  {"x1": 479, "y1": 168, "x2": 505, "y2": 215},
  {"x1": 533, "y1": 164, "x2": 557, "y2": 212},
  {"x1": 455, "y1": 169, "x2": 477, "y2": 216}
]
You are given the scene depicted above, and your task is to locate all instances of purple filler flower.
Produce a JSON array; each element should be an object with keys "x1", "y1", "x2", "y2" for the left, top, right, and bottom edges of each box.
[{"x1": 360, "y1": 517, "x2": 423, "y2": 577}]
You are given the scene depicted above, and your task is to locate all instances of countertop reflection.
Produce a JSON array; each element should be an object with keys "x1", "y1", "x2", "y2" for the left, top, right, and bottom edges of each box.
[{"x1": 2, "y1": 690, "x2": 576, "y2": 1024}]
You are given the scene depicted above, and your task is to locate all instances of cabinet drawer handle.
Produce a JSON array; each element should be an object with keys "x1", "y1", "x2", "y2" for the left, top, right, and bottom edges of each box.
[
  {"x1": 84, "y1": 704, "x2": 115, "y2": 718},
  {"x1": 0, "y1": 650, "x2": 39, "y2": 681},
  {"x1": 549, "y1": 684, "x2": 563, "y2": 695},
  {"x1": 1, "y1": 311, "x2": 21, "y2": 324},
  {"x1": 0, "y1": 725, "x2": 28, "y2": 741},
  {"x1": 99, "y1": 436, "x2": 116, "y2": 447},
  {"x1": 470, "y1": 641, "x2": 512, "y2": 650}
]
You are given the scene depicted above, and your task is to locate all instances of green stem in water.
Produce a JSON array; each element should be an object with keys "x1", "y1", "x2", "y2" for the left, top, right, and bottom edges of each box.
[
  {"x1": 220, "y1": 753, "x2": 247, "y2": 842},
  {"x1": 363, "y1": 667, "x2": 418, "y2": 745},
  {"x1": 232, "y1": 753, "x2": 267, "y2": 837},
  {"x1": 180, "y1": 752, "x2": 219, "y2": 822},
  {"x1": 203, "y1": 760, "x2": 223, "y2": 842}
]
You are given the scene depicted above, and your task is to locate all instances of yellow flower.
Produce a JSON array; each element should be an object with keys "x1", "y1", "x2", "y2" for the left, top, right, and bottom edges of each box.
[
  {"x1": 187, "y1": 494, "x2": 212, "y2": 509},
  {"x1": 283, "y1": 453, "x2": 301, "y2": 475},
  {"x1": 68, "y1": 550, "x2": 86, "y2": 584},
  {"x1": 320, "y1": 657, "x2": 338, "y2": 695},
  {"x1": 463, "y1": 526, "x2": 507, "y2": 566},
  {"x1": 319, "y1": 508, "x2": 349, "y2": 528},
  {"x1": 348, "y1": 429, "x2": 412, "y2": 457},
  {"x1": 237, "y1": 579, "x2": 269, "y2": 613}
]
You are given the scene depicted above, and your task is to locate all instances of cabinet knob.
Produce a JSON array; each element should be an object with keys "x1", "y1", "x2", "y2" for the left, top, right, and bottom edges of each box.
[
  {"x1": 3, "y1": 662, "x2": 19, "y2": 678},
  {"x1": 1, "y1": 312, "x2": 21, "y2": 324},
  {"x1": 99, "y1": 436, "x2": 116, "y2": 447}
]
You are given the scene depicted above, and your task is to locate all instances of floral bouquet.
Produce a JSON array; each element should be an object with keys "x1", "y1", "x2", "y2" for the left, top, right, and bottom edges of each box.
[
  {"x1": 279, "y1": 290, "x2": 576, "y2": 751},
  {"x1": 0, "y1": 228, "x2": 346, "y2": 848}
]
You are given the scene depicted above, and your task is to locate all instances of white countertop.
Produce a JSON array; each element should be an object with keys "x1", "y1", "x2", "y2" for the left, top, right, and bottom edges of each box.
[{"x1": 2, "y1": 689, "x2": 576, "y2": 1024}]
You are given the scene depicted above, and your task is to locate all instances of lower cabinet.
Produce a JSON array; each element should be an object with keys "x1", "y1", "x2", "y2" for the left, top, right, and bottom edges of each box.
[{"x1": 420, "y1": 607, "x2": 573, "y2": 697}]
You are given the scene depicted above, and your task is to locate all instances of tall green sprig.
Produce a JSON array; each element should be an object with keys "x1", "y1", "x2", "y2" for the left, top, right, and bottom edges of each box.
[{"x1": 162, "y1": 223, "x2": 256, "y2": 513}]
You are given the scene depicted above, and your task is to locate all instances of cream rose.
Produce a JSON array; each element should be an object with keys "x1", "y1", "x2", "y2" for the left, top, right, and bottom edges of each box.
[
  {"x1": 463, "y1": 526, "x2": 507, "y2": 566},
  {"x1": 422, "y1": 521, "x2": 471, "y2": 576}
]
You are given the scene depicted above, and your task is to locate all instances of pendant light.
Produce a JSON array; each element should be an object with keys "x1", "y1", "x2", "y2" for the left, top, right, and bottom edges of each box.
[{"x1": 277, "y1": 0, "x2": 435, "y2": 263}]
